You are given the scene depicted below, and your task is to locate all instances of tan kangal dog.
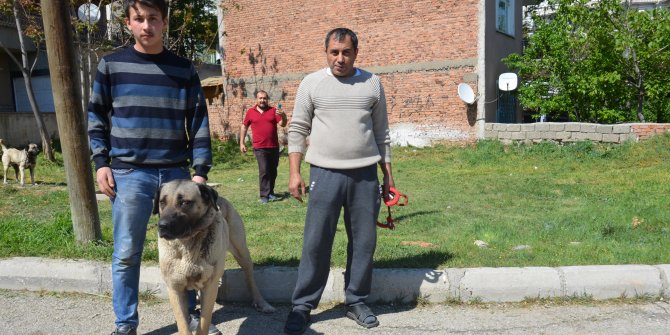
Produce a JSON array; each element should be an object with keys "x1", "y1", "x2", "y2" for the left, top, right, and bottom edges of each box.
[
  {"x1": 153, "y1": 180, "x2": 275, "y2": 335},
  {"x1": 1, "y1": 139, "x2": 40, "y2": 186}
]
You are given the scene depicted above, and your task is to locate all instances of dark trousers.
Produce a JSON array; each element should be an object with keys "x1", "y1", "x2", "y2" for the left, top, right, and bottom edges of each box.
[
  {"x1": 291, "y1": 164, "x2": 381, "y2": 311},
  {"x1": 253, "y1": 147, "x2": 280, "y2": 198}
]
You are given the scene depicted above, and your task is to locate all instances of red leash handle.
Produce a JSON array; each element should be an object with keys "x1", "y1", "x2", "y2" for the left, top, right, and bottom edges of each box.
[
  {"x1": 384, "y1": 187, "x2": 408, "y2": 207},
  {"x1": 377, "y1": 187, "x2": 408, "y2": 230}
]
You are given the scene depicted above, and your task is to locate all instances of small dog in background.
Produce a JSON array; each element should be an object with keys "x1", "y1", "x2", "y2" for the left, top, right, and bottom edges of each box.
[{"x1": 1, "y1": 139, "x2": 40, "y2": 186}]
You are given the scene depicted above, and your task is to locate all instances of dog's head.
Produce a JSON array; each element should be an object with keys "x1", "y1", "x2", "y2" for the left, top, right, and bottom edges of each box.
[
  {"x1": 153, "y1": 180, "x2": 219, "y2": 240},
  {"x1": 26, "y1": 143, "x2": 39, "y2": 156}
]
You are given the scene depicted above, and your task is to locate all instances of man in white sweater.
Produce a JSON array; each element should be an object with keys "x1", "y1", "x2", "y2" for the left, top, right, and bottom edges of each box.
[{"x1": 284, "y1": 27, "x2": 396, "y2": 335}]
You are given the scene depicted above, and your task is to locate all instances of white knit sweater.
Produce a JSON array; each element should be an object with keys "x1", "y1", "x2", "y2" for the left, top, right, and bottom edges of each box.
[{"x1": 288, "y1": 68, "x2": 391, "y2": 169}]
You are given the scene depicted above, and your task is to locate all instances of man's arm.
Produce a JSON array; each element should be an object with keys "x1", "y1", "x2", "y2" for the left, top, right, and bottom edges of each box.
[
  {"x1": 187, "y1": 69, "x2": 212, "y2": 180},
  {"x1": 288, "y1": 152, "x2": 305, "y2": 202},
  {"x1": 240, "y1": 123, "x2": 249, "y2": 153},
  {"x1": 277, "y1": 109, "x2": 288, "y2": 127},
  {"x1": 379, "y1": 161, "x2": 395, "y2": 200},
  {"x1": 88, "y1": 58, "x2": 115, "y2": 198},
  {"x1": 287, "y1": 75, "x2": 316, "y2": 202}
]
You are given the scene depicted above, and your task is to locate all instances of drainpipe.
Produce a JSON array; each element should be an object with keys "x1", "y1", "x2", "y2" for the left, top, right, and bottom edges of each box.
[{"x1": 475, "y1": 0, "x2": 487, "y2": 140}]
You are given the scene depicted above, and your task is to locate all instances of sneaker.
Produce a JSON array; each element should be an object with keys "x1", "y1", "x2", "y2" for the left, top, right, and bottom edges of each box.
[
  {"x1": 111, "y1": 324, "x2": 136, "y2": 335},
  {"x1": 259, "y1": 197, "x2": 269, "y2": 204},
  {"x1": 267, "y1": 194, "x2": 281, "y2": 202},
  {"x1": 189, "y1": 311, "x2": 222, "y2": 335}
]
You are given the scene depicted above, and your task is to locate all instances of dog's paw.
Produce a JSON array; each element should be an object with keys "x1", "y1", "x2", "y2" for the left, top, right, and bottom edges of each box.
[{"x1": 253, "y1": 300, "x2": 276, "y2": 314}]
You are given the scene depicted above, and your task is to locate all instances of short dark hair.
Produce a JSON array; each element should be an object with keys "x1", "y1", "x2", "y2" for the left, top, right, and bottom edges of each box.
[
  {"x1": 324, "y1": 28, "x2": 358, "y2": 50},
  {"x1": 124, "y1": 0, "x2": 168, "y2": 19},
  {"x1": 256, "y1": 90, "x2": 268, "y2": 98}
]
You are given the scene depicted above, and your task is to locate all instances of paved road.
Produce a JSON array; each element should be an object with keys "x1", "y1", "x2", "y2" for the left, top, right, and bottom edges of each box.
[{"x1": 1, "y1": 290, "x2": 668, "y2": 335}]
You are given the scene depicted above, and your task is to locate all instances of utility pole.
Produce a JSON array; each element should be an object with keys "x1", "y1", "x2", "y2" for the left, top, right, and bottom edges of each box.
[{"x1": 41, "y1": 0, "x2": 102, "y2": 243}]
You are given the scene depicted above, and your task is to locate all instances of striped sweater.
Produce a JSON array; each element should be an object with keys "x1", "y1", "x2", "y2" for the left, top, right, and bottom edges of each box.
[
  {"x1": 87, "y1": 47, "x2": 212, "y2": 178},
  {"x1": 288, "y1": 68, "x2": 391, "y2": 169}
]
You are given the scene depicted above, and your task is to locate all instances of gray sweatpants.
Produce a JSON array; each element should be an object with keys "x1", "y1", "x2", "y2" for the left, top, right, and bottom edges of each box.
[{"x1": 291, "y1": 164, "x2": 381, "y2": 311}]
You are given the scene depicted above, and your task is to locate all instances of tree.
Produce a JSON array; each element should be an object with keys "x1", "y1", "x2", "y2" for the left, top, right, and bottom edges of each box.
[
  {"x1": 166, "y1": 0, "x2": 218, "y2": 62},
  {"x1": 0, "y1": 0, "x2": 55, "y2": 160},
  {"x1": 504, "y1": 0, "x2": 670, "y2": 123}
]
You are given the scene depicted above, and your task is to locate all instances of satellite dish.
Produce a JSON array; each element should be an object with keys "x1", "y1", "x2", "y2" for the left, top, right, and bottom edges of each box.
[
  {"x1": 457, "y1": 83, "x2": 477, "y2": 105},
  {"x1": 77, "y1": 3, "x2": 101, "y2": 24},
  {"x1": 498, "y1": 72, "x2": 518, "y2": 91}
]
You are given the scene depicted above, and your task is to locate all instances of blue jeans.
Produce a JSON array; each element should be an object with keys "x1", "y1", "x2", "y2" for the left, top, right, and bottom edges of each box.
[{"x1": 110, "y1": 167, "x2": 197, "y2": 328}]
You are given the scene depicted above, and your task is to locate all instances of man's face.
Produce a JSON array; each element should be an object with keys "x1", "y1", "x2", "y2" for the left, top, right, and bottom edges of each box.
[
  {"x1": 256, "y1": 93, "x2": 269, "y2": 109},
  {"x1": 326, "y1": 35, "x2": 358, "y2": 77},
  {"x1": 125, "y1": 4, "x2": 166, "y2": 54}
]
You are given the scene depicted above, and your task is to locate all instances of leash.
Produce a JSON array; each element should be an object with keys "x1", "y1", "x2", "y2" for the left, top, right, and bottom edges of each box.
[{"x1": 376, "y1": 187, "x2": 408, "y2": 230}]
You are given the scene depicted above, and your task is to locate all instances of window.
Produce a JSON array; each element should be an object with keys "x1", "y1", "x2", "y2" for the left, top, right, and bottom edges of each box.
[{"x1": 496, "y1": 0, "x2": 515, "y2": 36}]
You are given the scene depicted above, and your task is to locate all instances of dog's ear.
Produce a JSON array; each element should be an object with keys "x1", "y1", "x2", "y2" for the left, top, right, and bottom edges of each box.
[
  {"x1": 152, "y1": 184, "x2": 163, "y2": 215},
  {"x1": 197, "y1": 183, "x2": 219, "y2": 211}
]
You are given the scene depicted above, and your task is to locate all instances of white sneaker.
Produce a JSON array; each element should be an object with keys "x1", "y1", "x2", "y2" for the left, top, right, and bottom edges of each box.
[{"x1": 189, "y1": 311, "x2": 222, "y2": 335}]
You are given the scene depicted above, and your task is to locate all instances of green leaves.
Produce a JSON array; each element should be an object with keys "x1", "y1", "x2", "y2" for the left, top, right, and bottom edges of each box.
[
  {"x1": 166, "y1": 0, "x2": 218, "y2": 62},
  {"x1": 504, "y1": 0, "x2": 670, "y2": 123}
]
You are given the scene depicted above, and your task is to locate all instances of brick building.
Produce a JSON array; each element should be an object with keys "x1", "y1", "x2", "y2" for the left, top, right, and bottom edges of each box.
[{"x1": 208, "y1": 0, "x2": 527, "y2": 146}]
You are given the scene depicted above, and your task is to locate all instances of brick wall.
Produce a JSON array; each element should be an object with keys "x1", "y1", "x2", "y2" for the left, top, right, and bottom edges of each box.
[
  {"x1": 485, "y1": 122, "x2": 670, "y2": 144},
  {"x1": 217, "y1": 0, "x2": 480, "y2": 145}
]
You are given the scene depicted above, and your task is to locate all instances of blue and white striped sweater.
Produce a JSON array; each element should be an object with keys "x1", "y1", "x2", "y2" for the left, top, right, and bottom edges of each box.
[{"x1": 87, "y1": 47, "x2": 212, "y2": 178}]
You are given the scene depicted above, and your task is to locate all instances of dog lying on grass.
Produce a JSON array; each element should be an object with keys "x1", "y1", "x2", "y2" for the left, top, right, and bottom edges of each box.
[{"x1": 1, "y1": 139, "x2": 40, "y2": 186}]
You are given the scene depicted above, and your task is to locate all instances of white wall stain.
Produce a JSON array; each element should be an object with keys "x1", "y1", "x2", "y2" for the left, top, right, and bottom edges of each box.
[{"x1": 390, "y1": 123, "x2": 471, "y2": 147}]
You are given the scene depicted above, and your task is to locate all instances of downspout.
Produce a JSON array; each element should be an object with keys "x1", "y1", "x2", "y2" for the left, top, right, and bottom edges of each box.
[{"x1": 475, "y1": 0, "x2": 487, "y2": 140}]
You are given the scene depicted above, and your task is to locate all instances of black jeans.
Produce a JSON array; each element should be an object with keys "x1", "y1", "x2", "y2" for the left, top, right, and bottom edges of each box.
[{"x1": 253, "y1": 147, "x2": 280, "y2": 198}]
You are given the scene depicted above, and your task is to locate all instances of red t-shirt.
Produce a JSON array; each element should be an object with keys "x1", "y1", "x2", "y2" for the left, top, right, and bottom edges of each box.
[{"x1": 243, "y1": 106, "x2": 282, "y2": 148}]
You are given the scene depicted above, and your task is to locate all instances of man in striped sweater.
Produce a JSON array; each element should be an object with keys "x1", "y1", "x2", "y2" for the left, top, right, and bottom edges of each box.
[
  {"x1": 284, "y1": 28, "x2": 396, "y2": 334},
  {"x1": 87, "y1": 1, "x2": 216, "y2": 334}
]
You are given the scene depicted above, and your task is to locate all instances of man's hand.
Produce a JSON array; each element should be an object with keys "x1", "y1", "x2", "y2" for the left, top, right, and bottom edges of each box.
[
  {"x1": 192, "y1": 175, "x2": 207, "y2": 184},
  {"x1": 96, "y1": 167, "x2": 116, "y2": 198},
  {"x1": 240, "y1": 143, "x2": 247, "y2": 153},
  {"x1": 288, "y1": 172, "x2": 306, "y2": 202},
  {"x1": 288, "y1": 152, "x2": 305, "y2": 202}
]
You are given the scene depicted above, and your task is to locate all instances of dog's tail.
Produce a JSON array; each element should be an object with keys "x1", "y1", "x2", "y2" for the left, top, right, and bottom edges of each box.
[{"x1": 0, "y1": 139, "x2": 6, "y2": 152}]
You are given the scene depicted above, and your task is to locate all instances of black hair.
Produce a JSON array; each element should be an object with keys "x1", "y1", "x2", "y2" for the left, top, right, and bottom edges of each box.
[
  {"x1": 124, "y1": 0, "x2": 168, "y2": 19},
  {"x1": 324, "y1": 28, "x2": 358, "y2": 50}
]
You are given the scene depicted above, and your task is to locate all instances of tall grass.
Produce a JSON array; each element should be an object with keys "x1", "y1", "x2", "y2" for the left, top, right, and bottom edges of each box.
[{"x1": 1, "y1": 135, "x2": 668, "y2": 269}]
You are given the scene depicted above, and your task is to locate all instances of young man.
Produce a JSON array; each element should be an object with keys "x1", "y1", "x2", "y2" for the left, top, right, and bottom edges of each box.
[
  {"x1": 239, "y1": 90, "x2": 287, "y2": 204},
  {"x1": 87, "y1": 1, "x2": 218, "y2": 334},
  {"x1": 283, "y1": 27, "x2": 396, "y2": 334}
]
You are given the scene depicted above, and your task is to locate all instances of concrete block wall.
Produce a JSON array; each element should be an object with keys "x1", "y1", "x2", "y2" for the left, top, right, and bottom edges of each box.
[
  {"x1": 484, "y1": 122, "x2": 670, "y2": 144},
  {"x1": 0, "y1": 112, "x2": 59, "y2": 147},
  {"x1": 215, "y1": 0, "x2": 480, "y2": 144}
]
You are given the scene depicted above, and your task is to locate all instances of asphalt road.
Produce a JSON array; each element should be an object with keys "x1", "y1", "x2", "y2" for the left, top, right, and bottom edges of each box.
[{"x1": 1, "y1": 290, "x2": 668, "y2": 335}]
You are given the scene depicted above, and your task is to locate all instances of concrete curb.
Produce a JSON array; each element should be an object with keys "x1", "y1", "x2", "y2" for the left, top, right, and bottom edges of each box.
[{"x1": 1, "y1": 257, "x2": 668, "y2": 304}]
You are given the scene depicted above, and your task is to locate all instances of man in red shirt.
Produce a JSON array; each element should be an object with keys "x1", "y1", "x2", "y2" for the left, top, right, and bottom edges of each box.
[{"x1": 240, "y1": 90, "x2": 287, "y2": 203}]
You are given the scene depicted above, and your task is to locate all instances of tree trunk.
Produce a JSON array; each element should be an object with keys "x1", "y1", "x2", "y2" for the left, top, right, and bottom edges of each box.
[
  {"x1": 632, "y1": 51, "x2": 645, "y2": 122},
  {"x1": 20, "y1": 72, "x2": 54, "y2": 160},
  {"x1": 10, "y1": 0, "x2": 55, "y2": 160},
  {"x1": 636, "y1": 91, "x2": 646, "y2": 123},
  {"x1": 41, "y1": 0, "x2": 102, "y2": 243},
  {"x1": 217, "y1": 4, "x2": 230, "y2": 137}
]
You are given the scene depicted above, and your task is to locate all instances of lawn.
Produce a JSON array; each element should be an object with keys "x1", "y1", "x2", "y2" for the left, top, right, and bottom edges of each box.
[{"x1": 1, "y1": 135, "x2": 669, "y2": 269}]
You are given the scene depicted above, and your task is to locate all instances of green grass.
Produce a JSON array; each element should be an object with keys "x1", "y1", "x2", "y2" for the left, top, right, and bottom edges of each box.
[{"x1": 1, "y1": 135, "x2": 669, "y2": 269}]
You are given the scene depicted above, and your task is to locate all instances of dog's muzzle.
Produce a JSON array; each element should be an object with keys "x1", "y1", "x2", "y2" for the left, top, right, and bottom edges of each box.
[{"x1": 157, "y1": 213, "x2": 192, "y2": 240}]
